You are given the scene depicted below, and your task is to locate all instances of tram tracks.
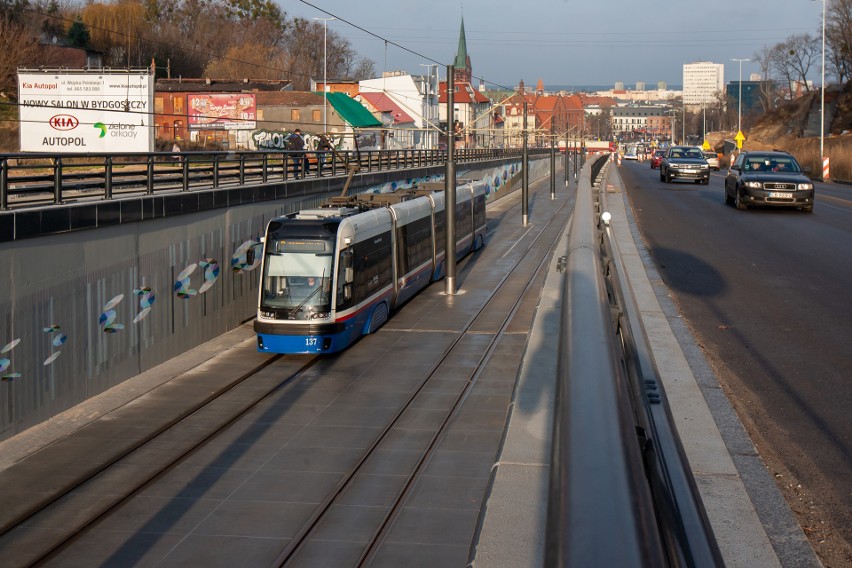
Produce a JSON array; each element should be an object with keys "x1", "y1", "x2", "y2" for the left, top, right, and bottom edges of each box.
[
  {"x1": 0, "y1": 353, "x2": 320, "y2": 566},
  {"x1": 2, "y1": 169, "x2": 578, "y2": 566},
  {"x1": 271, "y1": 184, "x2": 576, "y2": 566}
]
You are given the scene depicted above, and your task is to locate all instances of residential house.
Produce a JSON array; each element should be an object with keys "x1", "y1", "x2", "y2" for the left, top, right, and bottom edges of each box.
[
  {"x1": 359, "y1": 71, "x2": 440, "y2": 150},
  {"x1": 324, "y1": 92, "x2": 382, "y2": 150},
  {"x1": 356, "y1": 92, "x2": 416, "y2": 150},
  {"x1": 438, "y1": 80, "x2": 492, "y2": 148},
  {"x1": 154, "y1": 78, "x2": 292, "y2": 149}
]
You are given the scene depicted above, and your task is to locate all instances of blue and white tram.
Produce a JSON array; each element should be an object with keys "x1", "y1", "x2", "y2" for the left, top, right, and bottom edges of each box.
[{"x1": 254, "y1": 182, "x2": 487, "y2": 354}]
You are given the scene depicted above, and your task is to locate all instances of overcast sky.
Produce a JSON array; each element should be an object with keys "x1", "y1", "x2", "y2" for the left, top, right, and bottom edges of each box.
[{"x1": 286, "y1": 0, "x2": 826, "y2": 89}]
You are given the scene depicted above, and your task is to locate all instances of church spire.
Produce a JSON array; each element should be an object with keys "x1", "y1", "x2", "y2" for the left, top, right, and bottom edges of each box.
[
  {"x1": 454, "y1": 18, "x2": 468, "y2": 69},
  {"x1": 453, "y1": 17, "x2": 472, "y2": 84}
]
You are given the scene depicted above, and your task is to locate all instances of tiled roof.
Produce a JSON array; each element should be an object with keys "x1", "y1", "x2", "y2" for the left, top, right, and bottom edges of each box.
[
  {"x1": 438, "y1": 81, "x2": 491, "y2": 104},
  {"x1": 358, "y1": 92, "x2": 415, "y2": 124}
]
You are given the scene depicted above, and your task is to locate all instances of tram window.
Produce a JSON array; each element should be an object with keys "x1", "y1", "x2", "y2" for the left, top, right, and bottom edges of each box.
[{"x1": 397, "y1": 226, "x2": 409, "y2": 274}]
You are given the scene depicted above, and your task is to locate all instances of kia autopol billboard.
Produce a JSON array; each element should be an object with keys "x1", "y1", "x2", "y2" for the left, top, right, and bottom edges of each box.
[{"x1": 17, "y1": 70, "x2": 154, "y2": 153}]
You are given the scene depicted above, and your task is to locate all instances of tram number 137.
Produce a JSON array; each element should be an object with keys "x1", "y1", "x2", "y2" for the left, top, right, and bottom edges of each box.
[{"x1": 305, "y1": 337, "x2": 319, "y2": 347}]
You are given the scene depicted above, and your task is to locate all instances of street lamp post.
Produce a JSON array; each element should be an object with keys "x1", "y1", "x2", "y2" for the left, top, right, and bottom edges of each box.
[
  {"x1": 419, "y1": 63, "x2": 438, "y2": 149},
  {"x1": 313, "y1": 17, "x2": 336, "y2": 135},
  {"x1": 813, "y1": 0, "x2": 826, "y2": 174},
  {"x1": 731, "y1": 58, "x2": 750, "y2": 135}
]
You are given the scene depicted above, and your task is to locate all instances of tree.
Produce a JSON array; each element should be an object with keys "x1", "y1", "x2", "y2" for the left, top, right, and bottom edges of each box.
[
  {"x1": 751, "y1": 46, "x2": 776, "y2": 112},
  {"x1": 351, "y1": 57, "x2": 375, "y2": 81},
  {"x1": 0, "y1": 14, "x2": 41, "y2": 97},
  {"x1": 81, "y1": 0, "x2": 149, "y2": 67},
  {"x1": 203, "y1": 42, "x2": 288, "y2": 80},
  {"x1": 826, "y1": 0, "x2": 852, "y2": 84},
  {"x1": 282, "y1": 17, "x2": 363, "y2": 89},
  {"x1": 66, "y1": 17, "x2": 90, "y2": 47},
  {"x1": 769, "y1": 34, "x2": 819, "y2": 95},
  {"x1": 40, "y1": 0, "x2": 66, "y2": 42}
]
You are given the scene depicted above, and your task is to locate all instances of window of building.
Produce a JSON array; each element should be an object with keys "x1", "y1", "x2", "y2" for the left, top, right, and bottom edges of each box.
[
  {"x1": 173, "y1": 97, "x2": 184, "y2": 114},
  {"x1": 291, "y1": 109, "x2": 300, "y2": 121},
  {"x1": 312, "y1": 110, "x2": 321, "y2": 122}
]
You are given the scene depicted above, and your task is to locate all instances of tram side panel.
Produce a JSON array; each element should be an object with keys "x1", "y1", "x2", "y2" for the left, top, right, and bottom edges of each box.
[{"x1": 255, "y1": 185, "x2": 486, "y2": 355}]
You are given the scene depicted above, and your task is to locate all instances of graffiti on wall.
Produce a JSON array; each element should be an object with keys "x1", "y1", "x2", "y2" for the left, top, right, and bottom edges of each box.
[
  {"x1": 252, "y1": 130, "x2": 344, "y2": 151},
  {"x1": 0, "y1": 240, "x2": 263, "y2": 383}
]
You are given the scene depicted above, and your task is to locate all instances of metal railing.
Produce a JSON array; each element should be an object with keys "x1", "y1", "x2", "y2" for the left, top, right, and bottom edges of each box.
[
  {"x1": 0, "y1": 147, "x2": 532, "y2": 211},
  {"x1": 546, "y1": 155, "x2": 723, "y2": 567}
]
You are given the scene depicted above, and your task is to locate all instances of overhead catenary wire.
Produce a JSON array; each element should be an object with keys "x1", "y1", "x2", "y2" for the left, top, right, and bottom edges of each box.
[{"x1": 5, "y1": 2, "x2": 571, "y2": 140}]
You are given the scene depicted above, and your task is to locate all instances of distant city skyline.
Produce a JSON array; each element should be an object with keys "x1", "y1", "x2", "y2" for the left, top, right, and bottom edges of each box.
[{"x1": 288, "y1": 0, "x2": 827, "y2": 89}]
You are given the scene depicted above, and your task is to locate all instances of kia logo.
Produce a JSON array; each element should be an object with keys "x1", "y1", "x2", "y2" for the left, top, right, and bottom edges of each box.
[{"x1": 49, "y1": 115, "x2": 79, "y2": 131}]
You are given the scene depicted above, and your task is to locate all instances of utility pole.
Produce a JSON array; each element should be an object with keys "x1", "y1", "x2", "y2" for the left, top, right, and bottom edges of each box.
[
  {"x1": 550, "y1": 118, "x2": 556, "y2": 199},
  {"x1": 732, "y1": 58, "x2": 749, "y2": 135},
  {"x1": 522, "y1": 101, "x2": 529, "y2": 226},
  {"x1": 314, "y1": 17, "x2": 336, "y2": 135},
  {"x1": 445, "y1": 65, "x2": 457, "y2": 295}
]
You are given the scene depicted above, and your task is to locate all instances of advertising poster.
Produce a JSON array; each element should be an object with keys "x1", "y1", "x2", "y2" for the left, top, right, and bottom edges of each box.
[
  {"x1": 17, "y1": 70, "x2": 154, "y2": 153},
  {"x1": 187, "y1": 94, "x2": 256, "y2": 130}
]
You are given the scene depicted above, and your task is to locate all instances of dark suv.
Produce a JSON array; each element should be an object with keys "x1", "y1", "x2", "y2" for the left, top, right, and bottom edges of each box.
[
  {"x1": 724, "y1": 151, "x2": 814, "y2": 212},
  {"x1": 660, "y1": 146, "x2": 710, "y2": 184}
]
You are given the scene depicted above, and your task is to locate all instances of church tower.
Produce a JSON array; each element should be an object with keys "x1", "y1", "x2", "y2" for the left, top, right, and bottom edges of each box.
[{"x1": 453, "y1": 18, "x2": 472, "y2": 84}]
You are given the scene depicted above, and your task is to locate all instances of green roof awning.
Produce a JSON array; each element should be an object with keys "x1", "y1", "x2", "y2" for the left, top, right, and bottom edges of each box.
[{"x1": 326, "y1": 92, "x2": 382, "y2": 128}]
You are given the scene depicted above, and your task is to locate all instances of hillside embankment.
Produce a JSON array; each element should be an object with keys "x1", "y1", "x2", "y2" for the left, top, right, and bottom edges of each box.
[{"x1": 709, "y1": 82, "x2": 852, "y2": 181}]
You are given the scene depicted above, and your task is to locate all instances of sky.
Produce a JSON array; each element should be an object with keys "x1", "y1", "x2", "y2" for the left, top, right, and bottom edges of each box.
[{"x1": 285, "y1": 0, "x2": 827, "y2": 90}]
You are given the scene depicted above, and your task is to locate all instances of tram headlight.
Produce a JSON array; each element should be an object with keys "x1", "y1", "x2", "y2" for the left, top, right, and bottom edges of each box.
[
  {"x1": 311, "y1": 312, "x2": 329, "y2": 320},
  {"x1": 260, "y1": 309, "x2": 275, "y2": 319}
]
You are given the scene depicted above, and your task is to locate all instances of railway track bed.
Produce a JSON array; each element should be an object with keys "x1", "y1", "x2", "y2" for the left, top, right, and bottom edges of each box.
[{"x1": 0, "y1": 173, "x2": 576, "y2": 567}]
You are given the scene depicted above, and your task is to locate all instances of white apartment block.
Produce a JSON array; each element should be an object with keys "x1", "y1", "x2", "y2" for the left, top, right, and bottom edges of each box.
[{"x1": 683, "y1": 62, "x2": 724, "y2": 107}]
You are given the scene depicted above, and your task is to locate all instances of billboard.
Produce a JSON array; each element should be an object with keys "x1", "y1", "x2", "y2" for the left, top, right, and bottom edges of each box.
[
  {"x1": 187, "y1": 94, "x2": 256, "y2": 130},
  {"x1": 17, "y1": 70, "x2": 154, "y2": 153}
]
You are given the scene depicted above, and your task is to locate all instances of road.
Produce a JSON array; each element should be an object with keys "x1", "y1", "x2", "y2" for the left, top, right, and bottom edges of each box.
[{"x1": 618, "y1": 159, "x2": 852, "y2": 568}]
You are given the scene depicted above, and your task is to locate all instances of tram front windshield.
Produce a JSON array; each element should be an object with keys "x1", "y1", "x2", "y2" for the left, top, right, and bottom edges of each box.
[{"x1": 261, "y1": 237, "x2": 334, "y2": 317}]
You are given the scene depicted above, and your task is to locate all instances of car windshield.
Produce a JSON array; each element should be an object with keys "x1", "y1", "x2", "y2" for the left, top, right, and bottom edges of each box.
[
  {"x1": 745, "y1": 156, "x2": 802, "y2": 173},
  {"x1": 684, "y1": 149, "x2": 704, "y2": 159},
  {"x1": 703, "y1": 152, "x2": 716, "y2": 159}
]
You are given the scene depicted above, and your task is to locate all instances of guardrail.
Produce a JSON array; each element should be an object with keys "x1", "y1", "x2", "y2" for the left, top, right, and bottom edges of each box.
[
  {"x1": 547, "y1": 155, "x2": 723, "y2": 567},
  {"x1": 0, "y1": 148, "x2": 537, "y2": 211}
]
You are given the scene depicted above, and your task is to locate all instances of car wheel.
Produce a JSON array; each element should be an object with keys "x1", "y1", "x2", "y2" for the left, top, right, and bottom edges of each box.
[
  {"x1": 802, "y1": 205, "x2": 813, "y2": 213},
  {"x1": 702, "y1": 179, "x2": 709, "y2": 185},
  {"x1": 694, "y1": 179, "x2": 701, "y2": 184},
  {"x1": 735, "y1": 190, "x2": 748, "y2": 210},
  {"x1": 665, "y1": 171, "x2": 672, "y2": 183}
]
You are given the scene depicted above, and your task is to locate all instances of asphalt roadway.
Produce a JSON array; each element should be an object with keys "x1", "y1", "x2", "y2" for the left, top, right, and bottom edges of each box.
[{"x1": 618, "y1": 158, "x2": 851, "y2": 568}]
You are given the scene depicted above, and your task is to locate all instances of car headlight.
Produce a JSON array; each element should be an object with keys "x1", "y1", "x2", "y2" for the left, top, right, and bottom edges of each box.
[
  {"x1": 700, "y1": 164, "x2": 709, "y2": 169},
  {"x1": 797, "y1": 183, "x2": 814, "y2": 190},
  {"x1": 745, "y1": 181, "x2": 762, "y2": 189}
]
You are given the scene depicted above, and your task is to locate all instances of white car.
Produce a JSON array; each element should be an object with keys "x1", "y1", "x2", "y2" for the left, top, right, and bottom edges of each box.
[{"x1": 703, "y1": 151, "x2": 720, "y2": 171}]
